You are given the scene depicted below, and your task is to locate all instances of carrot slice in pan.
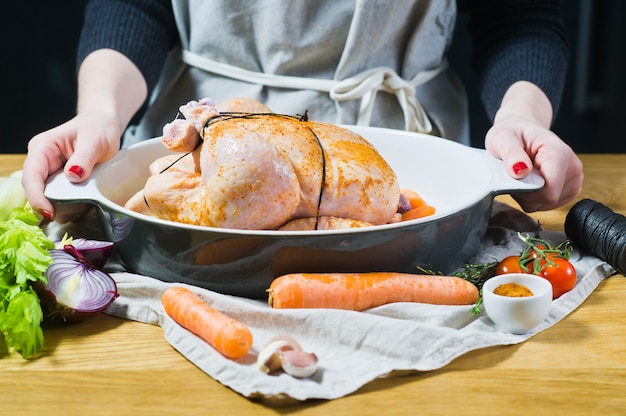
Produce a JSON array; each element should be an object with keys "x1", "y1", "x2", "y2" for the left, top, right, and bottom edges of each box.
[
  {"x1": 401, "y1": 205, "x2": 436, "y2": 221},
  {"x1": 401, "y1": 189, "x2": 427, "y2": 208}
]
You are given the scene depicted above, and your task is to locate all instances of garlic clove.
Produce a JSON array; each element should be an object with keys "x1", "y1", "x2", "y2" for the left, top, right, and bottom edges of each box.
[
  {"x1": 278, "y1": 349, "x2": 319, "y2": 378},
  {"x1": 259, "y1": 351, "x2": 283, "y2": 374},
  {"x1": 257, "y1": 335, "x2": 319, "y2": 378},
  {"x1": 257, "y1": 339, "x2": 295, "y2": 374}
]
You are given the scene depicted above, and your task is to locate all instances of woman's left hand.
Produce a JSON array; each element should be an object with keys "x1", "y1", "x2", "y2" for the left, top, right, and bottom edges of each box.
[{"x1": 484, "y1": 81, "x2": 583, "y2": 212}]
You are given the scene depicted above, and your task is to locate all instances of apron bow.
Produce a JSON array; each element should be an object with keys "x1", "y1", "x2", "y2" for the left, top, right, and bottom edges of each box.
[
  {"x1": 182, "y1": 49, "x2": 446, "y2": 133},
  {"x1": 329, "y1": 66, "x2": 445, "y2": 133}
]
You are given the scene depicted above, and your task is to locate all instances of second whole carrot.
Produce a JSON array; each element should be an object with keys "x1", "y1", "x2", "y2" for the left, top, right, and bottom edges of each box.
[
  {"x1": 268, "y1": 272, "x2": 479, "y2": 310},
  {"x1": 161, "y1": 286, "x2": 253, "y2": 359}
]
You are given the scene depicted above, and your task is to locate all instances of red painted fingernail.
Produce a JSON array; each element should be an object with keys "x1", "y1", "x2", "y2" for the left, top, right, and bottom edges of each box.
[
  {"x1": 68, "y1": 165, "x2": 85, "y2": 178},
  {"x1": 512, "y1": 162, "x2": 529, "y2": 175},
  {"x1": 39, "y1": 209, "x2": 54, "y2": 222}
]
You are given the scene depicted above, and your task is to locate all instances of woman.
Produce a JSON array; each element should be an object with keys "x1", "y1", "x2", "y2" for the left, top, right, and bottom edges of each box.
[{"x1": 22, "y1": 0, "x2": 582, "y2": 221}]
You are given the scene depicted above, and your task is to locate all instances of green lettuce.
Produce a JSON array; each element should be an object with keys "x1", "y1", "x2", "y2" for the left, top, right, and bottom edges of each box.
[{"x1": 0, "y1": 206, "x2": 53, "y2": 358}]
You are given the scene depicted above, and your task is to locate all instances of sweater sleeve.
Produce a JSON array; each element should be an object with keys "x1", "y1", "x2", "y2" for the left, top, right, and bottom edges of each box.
[
  {"x1": 460, "y1": 0, "x2": 570, "y2": 122},
  {"x1": 76, "y1": 0, "x2": 178, "y2": 97}
]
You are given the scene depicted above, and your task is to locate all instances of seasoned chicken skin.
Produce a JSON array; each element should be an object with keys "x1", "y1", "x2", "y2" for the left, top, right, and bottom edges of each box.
[{"x1": 125, "y1": 98, "x2": 400, "y2": 230}]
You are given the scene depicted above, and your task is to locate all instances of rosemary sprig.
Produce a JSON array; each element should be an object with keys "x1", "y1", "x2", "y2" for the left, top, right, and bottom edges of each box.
[{"x1": 451, "y1": 262, "x2": 499, "y2": 315}]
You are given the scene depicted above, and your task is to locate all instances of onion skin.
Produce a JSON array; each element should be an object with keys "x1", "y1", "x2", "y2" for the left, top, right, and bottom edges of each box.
[{"x1": 40, "y1": 248, "x2": 119, "y2": 323}]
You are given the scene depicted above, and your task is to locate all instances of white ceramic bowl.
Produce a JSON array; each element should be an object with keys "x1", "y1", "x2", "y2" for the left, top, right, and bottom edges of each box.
[{"x1": 483, "y1": 273, "x2": 553, "y2": 334}]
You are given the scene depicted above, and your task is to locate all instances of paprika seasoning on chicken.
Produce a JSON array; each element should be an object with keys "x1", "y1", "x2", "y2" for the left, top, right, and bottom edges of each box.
[{"x1": 493, "y1": 282, "x2": 534, "y2": 297}]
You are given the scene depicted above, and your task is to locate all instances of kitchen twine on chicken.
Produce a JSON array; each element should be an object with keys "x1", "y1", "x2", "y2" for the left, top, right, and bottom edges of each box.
[
  {"x1": 207, "y1": 112, "x2": 328, "y2": 230},
  {"x1": 159, "y1": 110, "x2": 329, "y2": 230},
  {"x1": 181, "y1": 49, "x2": 447, "y2": 133}
]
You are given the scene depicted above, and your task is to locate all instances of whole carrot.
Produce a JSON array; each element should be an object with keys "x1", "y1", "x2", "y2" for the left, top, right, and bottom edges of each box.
[
  {"x1": 161, "y1": 286, "x2": 253, "y2": 359},
  {"x1": 268, "y1": 272, "x2": 478, "y2": 310}
]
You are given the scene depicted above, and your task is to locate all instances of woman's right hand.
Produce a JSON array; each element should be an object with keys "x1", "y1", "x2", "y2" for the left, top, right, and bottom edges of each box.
[
  {"x1": 22, "y1": 49, "x2": 149, "y2": 222},
  {"x1": 22, "y1": 110, "x2": 123, "y2": 222}
]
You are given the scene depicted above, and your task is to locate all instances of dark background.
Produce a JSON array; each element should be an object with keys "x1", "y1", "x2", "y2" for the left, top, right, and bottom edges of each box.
[
  {"x1": 451, "y1": 0, "x2": 626, "y2": 152},
  {"x1": 2, "y1": 0, "x2": 624, "y2": 154},
  {"x1": 1, "y1": 1, "x2": 85, "y2": 153}
]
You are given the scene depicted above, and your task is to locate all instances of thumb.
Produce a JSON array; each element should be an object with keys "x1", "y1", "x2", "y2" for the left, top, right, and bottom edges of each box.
[
  {"x1": 486, "y1": 133, "x2": 533, "y2": 180},
  {"x1": 63, "y1": 133, "x2": 119, "y2": 183}
]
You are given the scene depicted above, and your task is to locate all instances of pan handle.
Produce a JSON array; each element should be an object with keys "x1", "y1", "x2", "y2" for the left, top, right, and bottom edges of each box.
[
  {"x1": 44, "y1": 167, "x2": 103, "y2": 204},
  {"x1": 482, "y1": 151, "x2": 545, "y2": 195}
]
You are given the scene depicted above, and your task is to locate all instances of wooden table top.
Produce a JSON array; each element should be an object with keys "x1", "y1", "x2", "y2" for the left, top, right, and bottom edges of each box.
[{"x1": 2, "y1": 154, "x2": 626, "y2": 415}]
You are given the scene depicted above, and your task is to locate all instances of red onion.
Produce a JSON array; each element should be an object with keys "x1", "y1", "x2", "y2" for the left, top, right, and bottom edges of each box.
[
  {"x1": 68, "y1": 237, "x2": 114, "y2": 269},
  {"x1": 39, "y1": 247, "x2": 119, "y2": 323},
  {"x1": 54, "y1": 236, "x2": 114, "y2": 269},
  {"x1": 397, "y1": 192, "x2": 412, "y2": 214}
]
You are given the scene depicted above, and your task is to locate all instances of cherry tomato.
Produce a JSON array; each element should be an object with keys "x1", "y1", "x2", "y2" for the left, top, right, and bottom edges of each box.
[
  {"x1": 497, "y1": 254, "x2": 576, "y2": 299},
  {"x1": 496, "y1": 255, "x2": 524, "y2": 274},
  {"x1": 538, "y1": 257, "x2": 576, "y2": 299}
]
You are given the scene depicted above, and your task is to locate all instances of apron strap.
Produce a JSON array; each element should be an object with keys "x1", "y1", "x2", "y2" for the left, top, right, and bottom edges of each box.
[{"x1": 181, "y1": 49, "x2": 446, "y2": 133}]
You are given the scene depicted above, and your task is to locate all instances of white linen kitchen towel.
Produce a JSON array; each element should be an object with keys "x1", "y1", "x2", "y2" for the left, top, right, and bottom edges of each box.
[{"x1": 89, "y1": 202, "x2": 613, "y2": 400}]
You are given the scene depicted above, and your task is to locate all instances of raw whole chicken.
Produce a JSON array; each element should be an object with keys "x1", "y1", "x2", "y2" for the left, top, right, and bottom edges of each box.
[{"x1": 124, "y1": 98, "x2": 401, "y2": 230}]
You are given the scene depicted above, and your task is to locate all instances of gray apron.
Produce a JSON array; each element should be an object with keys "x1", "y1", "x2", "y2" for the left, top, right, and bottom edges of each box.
[{"x1": 124, "y1": 0, "x2": 469, "y2": 146}]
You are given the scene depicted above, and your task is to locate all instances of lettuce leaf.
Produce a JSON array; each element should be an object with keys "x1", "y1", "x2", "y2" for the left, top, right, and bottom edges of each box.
[
  {"x1": 0, "y1": 287, "x2": 44, "y2": 358},
  {"x1": 0, "y1": 206, "x2": 53, "y2": 358}
]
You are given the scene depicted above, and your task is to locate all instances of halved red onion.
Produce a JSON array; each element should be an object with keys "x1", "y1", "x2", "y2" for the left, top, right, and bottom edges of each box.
[
  {"x1": 68, "y1": 238, "x2": 114, "y2": 269},
  {"x1": 39, "y1": 248, "x2": 119, "y2": 323},
  {"x1": 54, "y1": 236, "x2": 114, "y2": 269}
]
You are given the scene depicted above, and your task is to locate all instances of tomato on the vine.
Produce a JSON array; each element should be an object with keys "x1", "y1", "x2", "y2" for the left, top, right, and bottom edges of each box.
[
  {"x1": 495, "y1": 255, "x2": 524, "y2": 275},
  {"x1": 538, "y1": 257, "x2": 576, "y2": 299},
  {"x1": 495, "y1": 235, "x2": 577, "y2": 299},
  {"x1": 529, "y1": 245, "x2": 547, "y2": 259}
]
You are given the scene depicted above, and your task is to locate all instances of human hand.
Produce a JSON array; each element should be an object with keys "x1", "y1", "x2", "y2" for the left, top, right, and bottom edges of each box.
[
  {"x1": 22, "y1": 49, "x2": 148, "y2": 222},
  {"x1": 485, "y1": 114, "x2": 583, "y2": 212},
  {"x1": 21, "y1": 111, "x2": 122, "y2": 222},
  {"x1": 484, "y1": 81, "x2": 583, "y2": 212}
]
